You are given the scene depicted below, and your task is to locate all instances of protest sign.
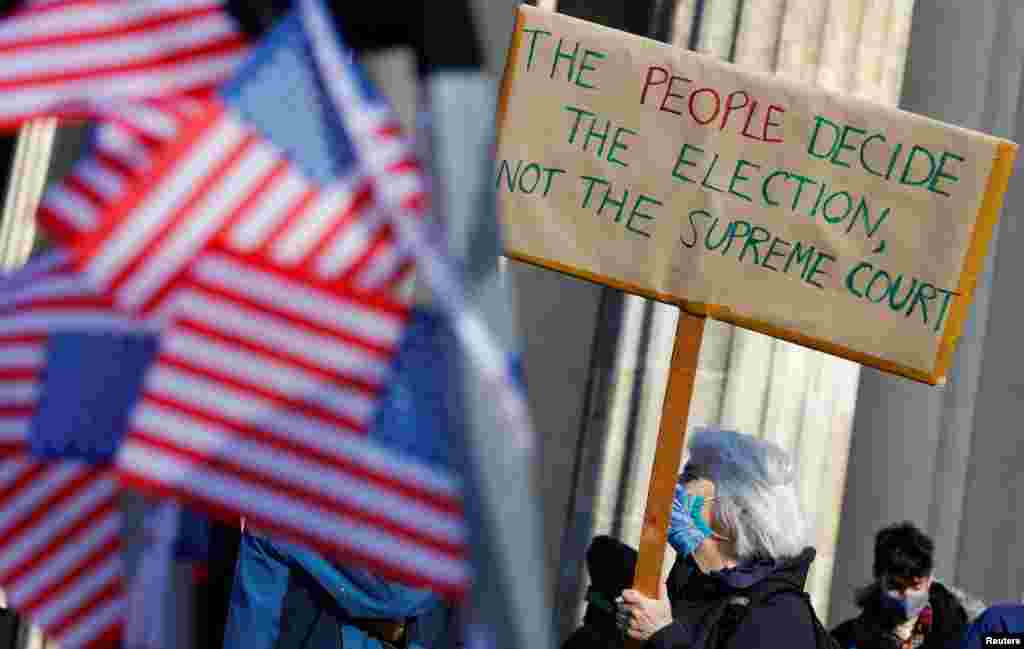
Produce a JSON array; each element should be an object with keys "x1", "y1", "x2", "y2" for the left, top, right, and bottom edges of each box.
[{"x1": 496, "y1": 5, "x2": 1017, "y2": 384}]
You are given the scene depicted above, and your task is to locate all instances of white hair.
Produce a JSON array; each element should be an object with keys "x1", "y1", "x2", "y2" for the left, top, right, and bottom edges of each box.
[{"x1": 683, "y1": 427, "x2": 810, "y2": 561}]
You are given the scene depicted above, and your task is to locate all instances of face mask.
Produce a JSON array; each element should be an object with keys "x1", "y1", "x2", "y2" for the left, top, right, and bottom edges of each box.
[
  {"x1": 879, "y1": 587, "x2": 930, "y2": 620},
  {"x1": 667, "y1": 482, "x2": 715, "y2": 557}
]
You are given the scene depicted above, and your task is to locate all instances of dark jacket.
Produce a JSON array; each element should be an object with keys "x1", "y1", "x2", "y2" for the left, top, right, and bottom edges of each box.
[
  {"x1": 830, "y1": 581, "x2": 970, "y2": 649},
  {"x1": 562, "y1": 536, "x2": 639, "y2": 649},
  {"x1": 647, "y1": 547, "x2": 819, "y2": 649}
]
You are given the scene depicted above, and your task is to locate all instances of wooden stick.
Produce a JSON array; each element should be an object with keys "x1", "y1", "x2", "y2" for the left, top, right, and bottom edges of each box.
[{"x1": 630, "y1": 310, "x2": 706, "y2": 597}]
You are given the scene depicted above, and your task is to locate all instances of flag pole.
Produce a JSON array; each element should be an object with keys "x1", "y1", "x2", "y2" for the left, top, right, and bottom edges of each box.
[
  {"x1": 0, "y1": 119, "x2": 57, "y2": 270},
  {"x1": 629, "y1": 309, "x2": 706, "y2": 608}
]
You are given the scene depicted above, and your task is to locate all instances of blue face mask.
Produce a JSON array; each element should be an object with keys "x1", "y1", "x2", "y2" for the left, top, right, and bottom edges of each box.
[
  {"x1": 667, "y1": 481, "x2": 715, "y2": 557},
  {"x1": 879, "y1": 587, "x2": 930, "y2": 620}
]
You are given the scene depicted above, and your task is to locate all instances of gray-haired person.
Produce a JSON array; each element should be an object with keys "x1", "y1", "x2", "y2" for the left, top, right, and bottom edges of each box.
[{"x1": 615, "y1": 428, "x2": 834, "y2": 649}]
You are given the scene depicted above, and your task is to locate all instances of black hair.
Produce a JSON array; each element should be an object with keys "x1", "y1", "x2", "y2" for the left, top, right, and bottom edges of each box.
[
  {"x1": 586, "y1": 535, "x2": 638, "y2": 597},
  {"x1": 873, "y1": 521, "x2": 934, "y2": 580}
]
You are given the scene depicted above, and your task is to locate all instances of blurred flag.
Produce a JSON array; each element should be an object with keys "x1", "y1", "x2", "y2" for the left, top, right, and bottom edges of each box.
[
  {"x1": 123, "y1": 499, "x2": 179, "y2": 649},
  {"x1": 38, "y1": 96, "x2": 206, "y2": 244},
  {"x1": 294, "y1": 3, "x2": 551, "y2": 648},
  {"x1": 0, "y1": 0, "x2": 248, "y2": 129},
  {"x1": 0, "y1": 252, "x2": 159, "y2": 649},
  {"x1": 222, "y1": 308, "x2": 459, "y2": 649},
  {"x1": 424, "y1": 72, "x2": 550, "y2": 649},
  {"x1": 49, "y1": 2, "x2": 466, "y2": 596}
]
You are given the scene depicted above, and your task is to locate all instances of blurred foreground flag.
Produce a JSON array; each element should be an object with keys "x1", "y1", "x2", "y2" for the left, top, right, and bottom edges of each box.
[
  {"x1": 0, "y1": 0, "x2": 248, "y2": 129},
  {"x1": 0, "y1": 252, "x2": 160, "y2": 649},
  {"x1": 53, "y1": 0, "x2": 466, "y2": 596}
]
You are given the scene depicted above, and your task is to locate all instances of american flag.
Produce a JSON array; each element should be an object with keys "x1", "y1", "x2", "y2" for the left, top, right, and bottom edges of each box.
[
  {"x1": 37, "y1": 96, "x2": 206, "y2": 243},
  {"x1": 0, "y1": 0, "x2": 249, "y2": 130},
  {"x1": 54, "y1": 15, "x2": 467, "y2": 592},
  {"x1": 0, "y1": 252, "x2": 156, "y2": 649}
]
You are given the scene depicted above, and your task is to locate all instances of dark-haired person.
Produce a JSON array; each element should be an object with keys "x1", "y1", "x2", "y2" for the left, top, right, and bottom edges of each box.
[
  {"x1": 561, "y1": 535, "x2": 639, "y2": 649},
  {"x1": 831, "y1": 522, "x2": 986, "y2": 649}
]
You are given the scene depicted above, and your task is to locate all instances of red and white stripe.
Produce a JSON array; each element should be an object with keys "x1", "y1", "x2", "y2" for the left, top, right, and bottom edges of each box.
[
  {"x1": 0, "y1": 256, "x2": 127, "y2": 649},
  {"x1": 0, "y1": 0, "x2": 248, "y2": 129},
  {"x1": 0, "y1": 456, "x2": 122, "y2": 649},
  {"x1": 71, "y1": 100, "x2": 414, "y2": 313},
  {"x1": 116, "y1": 248, "x2": 468, "y2": 595},
  {"x1": 62, "y1": 98, "x2": 468, "y2": 593},
  {"x1": 38, "y1": 96, "x2": 206, "y2": 244}
]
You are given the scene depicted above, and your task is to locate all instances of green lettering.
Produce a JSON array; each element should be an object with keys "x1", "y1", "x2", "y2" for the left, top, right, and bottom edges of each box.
[
  {"x1": 682, "y1": 209, "x2": 711, "y2": 248},
  {"x1": 808, "y1": 116, "x2": 841, "y2": 160},
  {"x1": 541, "y1": 167, "x2": 566, "y2": 196},
  {"x1": 899, "y1": 145, "x2": 937, "y2": 187},
  {"x1": 728, "y1": 160, "x2": 761, "y2": 203},
  {"x1": 789, "y1": 174, "x2": 818, "y2": 211},
  {"x1": 564, "y1": 105, "x2": 594, "y2": 144},
  {"x1": 785, "y1": 241, "x2": 817, "y2": 276},
  {"x1": 929, "y1": 152, "x2": 964, "y2": 197},
  {"x1": 579, "y1": 175, "x2": 608, "y2": 208},
  {"x1": 739, "y1": 226, "x2": 771, "y2": 264},
  {"x1": 704, "y1": 218, "x2": 730, "y2": 251},
  {"x1": 626, "y1": 195, "x2": 661, "y2": 238},
  {"x1": 607, "y1": 127, "x2": 638, "y2": 167},
  {"x1": 550, "y1": 37, "x2": 580, "y2": 82},
  {"x1": 761, "y1": 237, "x2": 790, "y2": 271},
  {"x1": 865, "y1": 269, "x2": 891, "y2": 303},
  {"x1": 671, "y1": 143, "x2": 703, "y2": 184},
  {"x1": 805, "y1": 252, "x2": 835, "y2": 288},
  {"x1": 846, "y1": 199, "x2": 889, "y2": 238},
  {"x1": 702, "y1": 153, "x2": 726, "y2": 193},
  {"x1": 833, "y1": 125, "x2": 866, "y2": 168},
  {"x1": 496, "y1": 159, "x2": 521, "y2": 192},
  {"x1": 583, "y1": 117, "x2": 610, "y2": 157},
  {"x1": 888, "y1": 275, "x2": 919, "y2": 311},
  {"x1": 721, "y1": 220, "x2": 750, "y2": 255},
  {"x1": 598, "y1": 185, "x2": 629, "y2": 222},
  {"x1": 933, "y1": 288, "x2": 956, "y2": 332},
  {"x1": 860, "y1": 133, "x2": 887, "y2": 177},
  {"x1": 845, "y1": 262, "x2": 873, "y2": 298},
  {"x1": 822, "y1": 191, "x2": 853, "y2": 224},
  {"x1": 575, "y1": 48, "x2": 606, "y2": 89},
  {"x1": 906, "y1": 282, "x2": 937, "y2": 326},
  {"x1": 762, "y1": 170, "x2": 788, "y2": 207},
  {"x1": 517, "y1": 163, "x2": 542, "y2": 193},
  {"x1": 522, "y1": 28, "x2": 552, "y2": 71}
]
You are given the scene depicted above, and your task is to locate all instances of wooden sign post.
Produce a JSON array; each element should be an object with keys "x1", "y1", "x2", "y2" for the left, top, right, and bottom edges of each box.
[
  {"x1": 495, "y1": 2, "x2": 1016, "y2": 614},
  {"x1": 631, "y1": 310, "x2": 705, "y2": 598}
]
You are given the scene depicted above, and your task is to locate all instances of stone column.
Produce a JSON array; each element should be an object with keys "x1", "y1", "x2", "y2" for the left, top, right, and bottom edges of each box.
[{"x1": 829, "y1": 0, "x2": 1024, "y2": 624}]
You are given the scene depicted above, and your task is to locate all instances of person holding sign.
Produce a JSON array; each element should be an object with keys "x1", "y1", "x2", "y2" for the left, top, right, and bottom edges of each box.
[{"x1": 615, "y1": 429, "x2": 834, "y2": 649}]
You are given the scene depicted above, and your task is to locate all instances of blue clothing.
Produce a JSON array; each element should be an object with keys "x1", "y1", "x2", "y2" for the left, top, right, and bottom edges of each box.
[
  {"x1": 651, "y1": 549, "x2": 819, "y2": 649},
  {"x1": 223, "y1": 531, "x2": 453, "y2": 649},
  {"x1": 960, "y1": 603, "x2": 1024, "y2": 649}
]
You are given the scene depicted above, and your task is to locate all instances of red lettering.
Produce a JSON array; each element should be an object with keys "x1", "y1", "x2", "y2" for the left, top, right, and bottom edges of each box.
[
  {"x1": 763, "y1": 104, "x2": 785, "y2": 143},
  {"x1": 637, "y1": 65, "x2": 787, "y2": 142},
  {"x1": 741, "y1": 99, "x2": 762, "y2": 140},
  {"x1": 720, "y1": 90, "x2": 749, "y2": 131},
  {"x1": 689, "y1": 87, "x2": 720, "y2": 125},
  {"x1": 661, "y1": 75, "x2": 692, "y2": 115},
  {"x1": 640, "y1": 66, "x2": 668, "y2": 105}
]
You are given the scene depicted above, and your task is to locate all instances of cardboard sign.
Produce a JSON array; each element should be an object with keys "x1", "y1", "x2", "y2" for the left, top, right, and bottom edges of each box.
[{"x1": 496, "y1": 5, "x2": 1017, "y2": 385}]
